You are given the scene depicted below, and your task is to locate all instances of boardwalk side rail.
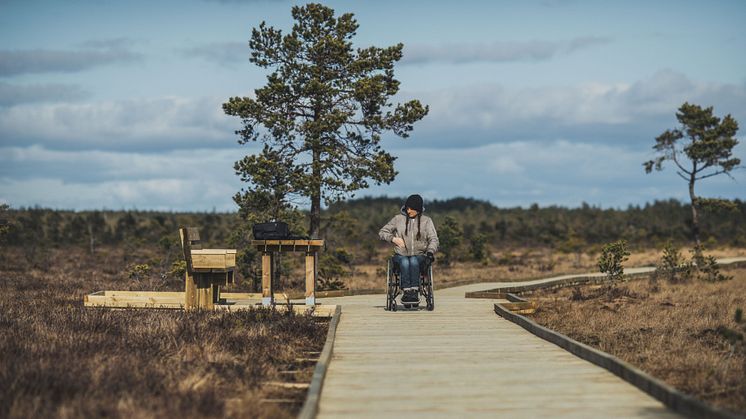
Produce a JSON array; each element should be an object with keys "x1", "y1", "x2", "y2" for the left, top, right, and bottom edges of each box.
[{"x1": 298, "y1": 305, "x2": 342, "y2": 419}]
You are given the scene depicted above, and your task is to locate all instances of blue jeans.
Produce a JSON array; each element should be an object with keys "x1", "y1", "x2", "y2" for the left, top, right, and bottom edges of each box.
[{"x1": 393, "y1": 255, "x2": 426, "y2": 289}]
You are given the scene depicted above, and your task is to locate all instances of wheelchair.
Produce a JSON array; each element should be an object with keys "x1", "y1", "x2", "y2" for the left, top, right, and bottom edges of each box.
[{"x1": 385, "y1": 256, "x2": 435, "y2": 311}]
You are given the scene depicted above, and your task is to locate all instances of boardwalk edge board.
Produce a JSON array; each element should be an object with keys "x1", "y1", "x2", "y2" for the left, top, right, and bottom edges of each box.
[
  {"x1": 467, "y1": 257, "x2": 746, "y2": 299},
  {"x1": 466, "y1": 271, "x2": 651, "y2": 298},
  {"x1": 494, "y1": 302, "x2": 743, "y2": 419},
  {"x1": 298, "y1": 305, "x2": 342, "y2": 419}
]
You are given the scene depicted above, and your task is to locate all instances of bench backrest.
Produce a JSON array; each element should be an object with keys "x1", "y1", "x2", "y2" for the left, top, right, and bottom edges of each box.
[{"x1": 178, "y1": 227, "x2": 201, "y2": 274}]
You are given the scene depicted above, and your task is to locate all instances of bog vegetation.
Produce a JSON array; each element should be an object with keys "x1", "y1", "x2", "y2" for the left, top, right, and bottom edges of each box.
[
  {"x1": 0, "y1": 245, "x2": 327, "y2": 419},
  {"x1": 530, "y1": 267, "x2": 746, "y2": 414},
  {"x1": 2, "y1": 197, "x2": 744, "y2": 291}
]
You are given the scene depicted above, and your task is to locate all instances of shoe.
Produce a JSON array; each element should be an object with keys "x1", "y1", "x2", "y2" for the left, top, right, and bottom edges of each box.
[{"x1": 402, "y1": 290, "x2": 419, "y2": 304}]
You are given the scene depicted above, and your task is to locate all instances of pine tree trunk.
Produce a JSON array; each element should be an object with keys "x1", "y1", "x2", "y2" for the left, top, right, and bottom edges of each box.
[
  {"x1": 310, "y1": 146, "x2": 321, "y2": 239},
  {"x1": 688, "y1": 174, "x2": 701, "y2": 251}
]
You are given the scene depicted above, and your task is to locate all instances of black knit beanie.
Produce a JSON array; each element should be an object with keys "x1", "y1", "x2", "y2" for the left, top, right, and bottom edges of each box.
[{"x1": 404, "y1": 194, "x2": 424, "y2": 213}]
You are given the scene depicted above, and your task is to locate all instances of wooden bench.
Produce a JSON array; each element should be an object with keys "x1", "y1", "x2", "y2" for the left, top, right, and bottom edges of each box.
[{"x1": 179, "y1": 227, "x2": 236, "y2": 310}]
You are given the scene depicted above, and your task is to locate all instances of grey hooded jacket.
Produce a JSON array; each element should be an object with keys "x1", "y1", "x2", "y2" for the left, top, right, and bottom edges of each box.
[{"x1": 379, "y1": 208, "x2": 439, "y2": 256}]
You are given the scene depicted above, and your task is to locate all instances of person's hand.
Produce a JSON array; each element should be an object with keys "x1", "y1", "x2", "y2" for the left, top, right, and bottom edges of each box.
[
  {"x1": 427, "y1": 252, "x2": 435, "y2": 263},
  {"x1": 392, "y1": 237, "x2": 405, "y2": 248}
]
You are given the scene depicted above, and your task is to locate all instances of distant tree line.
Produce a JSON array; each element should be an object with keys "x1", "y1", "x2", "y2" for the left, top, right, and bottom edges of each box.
[{"x1": 3, "y1": 197, "x2": 744, "y2": 253}]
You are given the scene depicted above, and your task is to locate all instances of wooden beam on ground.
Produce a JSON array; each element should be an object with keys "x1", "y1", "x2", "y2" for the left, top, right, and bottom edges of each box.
[
  {"x1": 264, "y1": 382, "x2": 310, "y2": 390},
  {"x1": 221, "y1": 292, "x2": 306, "y2": 300},
  {"x1": 501, "y1": 301, "x2": 538, "y2": 314},
  {"x1": 465, "y1": 291, "x2": 507, "y2": 299},
  {"x1": 84, "y1": 291, "x2": 184, "y2": 309},
  {"x1": 260, "y1": 399, "x2": 299, "y2": 404},
  {"x1": 214, "y1": 303, "x2": 337, "y2": 317},
  {"x1": 84, "y1": 291, "x2": 338, "y2": 317}
]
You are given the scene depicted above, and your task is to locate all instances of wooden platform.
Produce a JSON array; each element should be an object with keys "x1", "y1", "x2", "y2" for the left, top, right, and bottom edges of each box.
[
  {"x1": 84, "y1": 291, "x2": 337, "y2": 316},
  {"x1": 315, "y1": 287, "x2": 682, "y2": 418}
]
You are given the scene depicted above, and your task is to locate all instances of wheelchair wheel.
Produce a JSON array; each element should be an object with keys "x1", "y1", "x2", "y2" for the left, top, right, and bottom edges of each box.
[
  {"x1": 425, "y1": 265, "x2": 435, "y2": 311},
  {"x1": 385, "y1": 258, "x2": 399, "y2": 311},
  {"x1": 385, "y1": 259, "x2": 392, "y2": 311}
]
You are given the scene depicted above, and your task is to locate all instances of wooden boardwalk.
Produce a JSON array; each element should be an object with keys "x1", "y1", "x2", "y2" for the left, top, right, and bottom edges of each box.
[
  {"x1": 316, "y1": 258, "x2": 746, "y2": 417},
  {"x1": 318, "y1": 292, "x2": 679, "y2": 418}
]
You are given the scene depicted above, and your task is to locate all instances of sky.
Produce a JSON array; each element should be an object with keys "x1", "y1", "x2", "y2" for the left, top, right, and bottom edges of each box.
[{"x1": 1, "y1": 0, "x2": 745, "y2": 211}]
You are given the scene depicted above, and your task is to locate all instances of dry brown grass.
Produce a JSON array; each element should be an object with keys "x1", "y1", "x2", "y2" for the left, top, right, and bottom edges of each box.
[
  {"x1": 342, "y1": 246, "x2": 746, "y2": 291},
  {"x1": 0, "y1": 246, "x2": 327, "y2": 419},
  {"x1": 528, "y1": 268, "x2": 746, "y2": 414}
]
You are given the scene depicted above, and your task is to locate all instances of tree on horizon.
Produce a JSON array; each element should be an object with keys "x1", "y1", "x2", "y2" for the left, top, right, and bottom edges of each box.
[
  {"x1": 644, "y1": 102, "x2": 741, "y2": 250},
  {"x1": 224, "y1": 3, "x2": 428, "y2": 237}
]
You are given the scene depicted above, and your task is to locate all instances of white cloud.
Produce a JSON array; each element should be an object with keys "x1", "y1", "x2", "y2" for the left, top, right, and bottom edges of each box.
[
  {"x1": 0, "y1": 145, "x2": 256, "y2": 210},
  {"x1": 402, "y1": 37, "x2": 611, "y2": 65},
  {"x1": 0, "y1": 82, "x2": 89, "y2": 107},
  {"x1": 182, "y1": 42, "x2": 248, "y2": 66},
  {"x1": 0, "y1": 96, "x2": 240, "y2": 151},
  {"x1": 0, "y1": 177, "x2": 237, "y2": 211},
  {"x1": 0, "y1": 41, "x2": 143, "y2": 76},
  {"x1": 396, "y1": 69, "x2": 746, "y2": 148}
]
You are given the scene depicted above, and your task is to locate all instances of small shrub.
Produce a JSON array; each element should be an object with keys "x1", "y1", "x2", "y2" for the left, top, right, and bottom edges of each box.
[
  {"x1": 127, "y1": 263, "x2": 151, "y2": 281},
  {"x1": 469, "y1": 233, "x2": 487, "y2": 262},
  {"x1": 696, "y1": 254, "x2": 732, "y2": 282},
  {"x1": 438, "y1": 215, "x2": 462, "y2": 266},
  {"x1": 655, "y1": 241, "x2": 693, "y2": 283},
  {"x1": 167, "y1": 260, "x2": 186, "y2": 278},
  {"x1": 598, "y1": 240, "x2": 630, "y2": 282},
  {"x1": 690, "y1": 245, "x2": 732, "y2": 282}
]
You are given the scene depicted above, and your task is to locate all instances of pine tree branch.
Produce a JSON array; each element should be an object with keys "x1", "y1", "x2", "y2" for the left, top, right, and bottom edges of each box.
[
  {"x1": 675, "y1": 171, "x2": 689, "y2": 181},
  {"x1": 696, "y1": 169, "x2": 729, "y2": 181},
  {"x1": 670, "y1": 150, "x2": 692, "y2": 176}
]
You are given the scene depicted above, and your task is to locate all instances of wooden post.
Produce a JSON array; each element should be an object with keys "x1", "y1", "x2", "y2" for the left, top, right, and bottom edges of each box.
[
  {"x1": 262, "y1": 252, "x2": 273, "y2": 306},
  {"x1": 197, "y1": 274, "x2": 214, "y2": 310},
  {"x1": 212, "y1": 283, "x2": 221, "y2": 304},
  {"x1": 179, "y1": 227, "x2": 199, "y2": 310},
  {"x1": 305, "y1": 252, "x2": 316, "y2": 306},
  {"x1": 184, "y1": 272, "x2": 198, "y2": 310}
]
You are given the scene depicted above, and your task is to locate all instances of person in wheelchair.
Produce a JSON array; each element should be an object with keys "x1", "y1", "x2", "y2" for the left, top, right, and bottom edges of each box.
[{"x1": 378, "y1": 194, "x2": 439, "y2": 305}]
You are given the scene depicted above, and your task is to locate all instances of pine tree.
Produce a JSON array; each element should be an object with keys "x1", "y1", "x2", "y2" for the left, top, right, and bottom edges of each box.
[
  {"x1": 644, "y1": 102, "x2": 741, "y2": 250},
  {"x1": 224, "y1": 4, "x2": 428, "y2": 237}
]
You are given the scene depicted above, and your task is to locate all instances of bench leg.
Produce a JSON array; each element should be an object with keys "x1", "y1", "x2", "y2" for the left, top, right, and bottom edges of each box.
[
  {"x1": 262, "y1": 252, "x2": 273, "y2": 306},
  {"x1": 185, "y1": 271, "x2": 198, "y2": 310},
  {"x1": 212, "y1": 284, "x2": 221, "y2": 304},
  {"x1": 305, "y1": 252, "x2": 316, "y2": 306},
  {"x1": 196, "y1": 274, "x2": 214, "y2": 310}
]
